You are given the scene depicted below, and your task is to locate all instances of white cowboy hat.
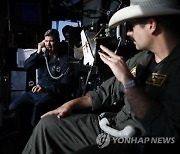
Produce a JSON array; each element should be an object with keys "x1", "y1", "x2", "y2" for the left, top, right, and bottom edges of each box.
[{"x1": 109, "y1": 0, "x2": 180, "y2": 28}]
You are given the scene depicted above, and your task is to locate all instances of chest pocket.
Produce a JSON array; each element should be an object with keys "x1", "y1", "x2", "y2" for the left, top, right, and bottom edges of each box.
[
  {"x1": 51, "y1": 65, "x2": 61, "y2": 74},
  {"x1": 146, "y1": 73, "x2": 167, "y2": 87}
]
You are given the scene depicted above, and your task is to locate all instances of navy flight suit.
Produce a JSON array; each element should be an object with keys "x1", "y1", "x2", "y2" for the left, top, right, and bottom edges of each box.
[{"x1": 9, "y1": 50, "x2": 73, "y2": 126}]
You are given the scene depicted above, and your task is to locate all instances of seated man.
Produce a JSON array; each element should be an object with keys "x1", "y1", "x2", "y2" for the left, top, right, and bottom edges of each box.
[
  {"x1": 22, "y1": 0, "x2": 180, "y2": 153},
  {"x1": 9, "y1": 29, "x2": 73, "y2": 127}
]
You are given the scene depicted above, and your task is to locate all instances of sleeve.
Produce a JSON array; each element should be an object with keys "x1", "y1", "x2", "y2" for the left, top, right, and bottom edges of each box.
[
  {"x1": 84, "y1": 52, "x2": 148, "y2": 111},
  {"x1": 24, "y1": 52, "x2": 44, "y2": 71},
  {"x1": 86, "y1": 76, "x2": 125, "y2": 111}
]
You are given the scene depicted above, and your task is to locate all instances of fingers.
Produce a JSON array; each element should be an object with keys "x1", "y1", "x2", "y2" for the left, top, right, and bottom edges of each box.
[
  {"x1": 32, "y1": 86, "x2": 36, "y2": 93},
  {"x1": 37, "y1": 40, "x2": 45, "y2": 53},
  {"x1": 32, "y1": 85, "x2": 42, "y2": 93},
  {"x1": 40, "y1": 111, "x2": 51, "y2": 118},
  {"x1": 40, "y1": 109, "x2": 67, "y2": 119},
  {"x1": 41, "y1": 102, "x2": 72, "y2": 119},
  {"x1": 99, "y1": 45, "x2": 125, "y2": 64},
  {"x1": 57, "y1": 112, "x2": 63, "y2": 118},
  {"x1": 100, "y1": 45, "x2": 118, "y2": 59},
  {"x1": 40, "y1": 110, "x2": 57, "y2": 119},
  {"x1": 39, "y1": 40, "x2": 45, "y2": 47},
  {"x1": 98, "y1": 52, "x2": 112, "y2": 65}
]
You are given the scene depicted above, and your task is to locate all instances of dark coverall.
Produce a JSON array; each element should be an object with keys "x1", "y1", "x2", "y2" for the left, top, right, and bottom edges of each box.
[
  {"x1": 22, "y1": 43, "x2": 180, "y2": 153},
  {"x1": 9, "y1": 50, "x2": 73, "y2": 126}
]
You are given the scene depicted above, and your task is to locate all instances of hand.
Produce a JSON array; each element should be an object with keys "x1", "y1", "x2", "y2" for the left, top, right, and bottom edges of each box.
[
  {"x1": 32, "y1": 84, "x2": 46, "y2": 93},
  {"x1": 37, "y1": 40, "x2": 45, "y2": 54},
  {"x1": 41, "y1": 102, "x2": 72, "y2": 119},
  {"x1": 99, "y1": 45, "x2": 133, "y2": 84}
]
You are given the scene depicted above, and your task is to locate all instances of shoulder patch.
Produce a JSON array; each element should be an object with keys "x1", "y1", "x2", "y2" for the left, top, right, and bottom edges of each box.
[{"x1": 130, "y1": 66, "x2": 137, "y2": 77}]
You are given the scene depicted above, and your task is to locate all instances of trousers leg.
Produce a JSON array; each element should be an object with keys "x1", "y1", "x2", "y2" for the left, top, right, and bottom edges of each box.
[
  {"x1": 22, "y1": 114, "x2": 101, "y2": 154},
  {"x1": 9, "y1": 92, "x2": 33, "y2": 111},
  {"x1": 31, "y1": 94, "x2": 59, "y2": 126}
]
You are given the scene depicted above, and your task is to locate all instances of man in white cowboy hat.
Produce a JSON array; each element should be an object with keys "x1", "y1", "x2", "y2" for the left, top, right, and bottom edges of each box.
[{"x1": 22, "y1": 0, "x2": 180, "y2": 153}]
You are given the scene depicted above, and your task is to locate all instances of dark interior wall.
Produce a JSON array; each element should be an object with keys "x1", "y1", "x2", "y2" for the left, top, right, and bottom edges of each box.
[
  {"x1": 7, "y1": 0, "x2": 52, "y2": 48},
  {"x1": 0, "y1": 0, "x2": 52, "y2": 108},
  {"x1": 0, "y1": 0, "x2": 52, "y2": 50},
  {"x1": 0, "y1": 0, "x2": 8, "y2": 66},
  {"x1": 0, "y1": 0, "x2": 52, "y2": 69},
  {"x1": 0, "y1": 0, "x2": 10, "y2": 109}
]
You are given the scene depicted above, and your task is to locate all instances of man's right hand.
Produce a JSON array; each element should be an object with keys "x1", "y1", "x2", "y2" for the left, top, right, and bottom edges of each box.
[
  {"x1": 40, "y1": 96, "x2": 92, "y2": 119},
  {"x1": 37, "y1": 40, "x2": 45, "y2": 54},
  {"x1": 41, "y1": 102, "x2": 73, "y2": 119}
]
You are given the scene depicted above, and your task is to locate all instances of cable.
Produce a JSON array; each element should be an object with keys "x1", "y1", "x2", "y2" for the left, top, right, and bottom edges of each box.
[
  {"x1": 82, "y1": 65, "x2": 93, "y2": 95},
  {"x1": 114, "y1": 37, "x2": 121, "y2": 54},
  {"x1": 44, "y1": 55, "x2": 69, "y2": 80}
]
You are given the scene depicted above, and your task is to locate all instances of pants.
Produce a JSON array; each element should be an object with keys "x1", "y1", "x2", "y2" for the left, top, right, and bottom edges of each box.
[
  {"x1": 21, "y1": 114, "x2": 146, "y2": 154},
  {"x1": 22, "y1": 114, "x2": 101, "y2": 154},
  {"x1": 22, "y1": 113, "x2": 180, "y2": 154},
  {"x1": 9, "y1": 91, "x2": 61, "y2": 126}
]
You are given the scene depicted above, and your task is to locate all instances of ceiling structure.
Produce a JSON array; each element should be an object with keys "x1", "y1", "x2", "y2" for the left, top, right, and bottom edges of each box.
[
  {"x1": 48, "y1": 0, "x2": 83, "y2": 21},
  {"x1": 47, "y1": 0, "x2": 129, "y2": 22}
]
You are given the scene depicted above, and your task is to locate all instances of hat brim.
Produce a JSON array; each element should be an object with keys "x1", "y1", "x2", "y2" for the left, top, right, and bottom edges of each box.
[{"x1": 109, "y1": 5, "x2": 180, "y2": 28}]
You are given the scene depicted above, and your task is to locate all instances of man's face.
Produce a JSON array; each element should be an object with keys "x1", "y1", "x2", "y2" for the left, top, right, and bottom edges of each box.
[
  {"x1": 126, "y1": 20, "x2": 152, "y2": 51},
  {"x1": 44, "y1": 36, "x2": 58, "y2": 52}
]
